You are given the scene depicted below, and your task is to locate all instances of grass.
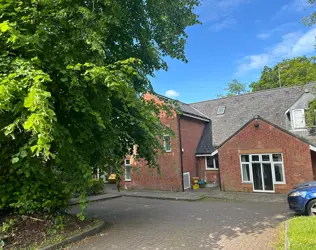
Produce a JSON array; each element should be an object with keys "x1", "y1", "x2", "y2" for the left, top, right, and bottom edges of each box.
[
  {"x1": 275, "y1": 216, "x2": 316, "y2": 250},
  {"x1": 285, "y1": 216, "x2": 316, "y2": 250}
]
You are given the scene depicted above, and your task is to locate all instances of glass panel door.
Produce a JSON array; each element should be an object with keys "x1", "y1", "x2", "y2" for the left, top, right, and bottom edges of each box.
[
  {"x1": 262, "y1": 163, "x2": 273, "y2": 191},
  {"x1": 252, "y1": 163, "x2": 263, "y2": 191},
  {"x1": 252, "y1": 163, "x2": 274, "y2": 192}
]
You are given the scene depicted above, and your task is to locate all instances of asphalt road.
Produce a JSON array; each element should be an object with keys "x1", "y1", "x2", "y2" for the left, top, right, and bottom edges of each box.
[{"x1": 68, "y1": 197, "x2": 292, "y2": 250}]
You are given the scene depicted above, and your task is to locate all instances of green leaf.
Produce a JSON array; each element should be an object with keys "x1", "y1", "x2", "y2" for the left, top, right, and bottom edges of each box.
[
  {"x1": 0, "y1": 21, "x2": 9, "y2": 33},
  {"x1": 60, "y1": 77, "x2": 68, "y2": 82},
  {"x1": 20, "y1": 150, "x2": 27, "y2": 158},
  {"x1": 12, "y1": 157, "x2": 19, "y2": 164}
]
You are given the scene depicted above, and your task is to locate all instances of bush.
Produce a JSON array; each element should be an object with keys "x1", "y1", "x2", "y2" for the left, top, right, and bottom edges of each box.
[{"x1": 87, "y1": 179, "x2": 105, "y2": 196}]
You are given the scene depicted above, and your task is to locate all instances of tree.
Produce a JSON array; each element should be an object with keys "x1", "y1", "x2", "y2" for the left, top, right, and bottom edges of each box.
[
  {"x1": 303, "y1": 0, "x2": 316, "y2": 27},
  {"x1": 218, "y1": 79, "x2": 248, "y2": 97},
  {"x1": 303, "y1": 1, "x2": 316, "y2": 126},
  {"x1": 250, "y1": 56, "x2": 316, "y2": 91},
  {"x1": 0, "y1": 0, "x2": 200, "y2": 214}
]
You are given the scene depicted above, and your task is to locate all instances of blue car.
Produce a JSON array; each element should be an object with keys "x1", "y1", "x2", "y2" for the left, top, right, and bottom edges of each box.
[{"x1": 288, "y1": 181, "x2": 316, "y2": 215}]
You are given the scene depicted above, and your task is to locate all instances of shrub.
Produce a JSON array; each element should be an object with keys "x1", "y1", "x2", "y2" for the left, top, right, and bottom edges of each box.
[{"x1": 87, "y1": 179, "x2": 105, "y2": 196}]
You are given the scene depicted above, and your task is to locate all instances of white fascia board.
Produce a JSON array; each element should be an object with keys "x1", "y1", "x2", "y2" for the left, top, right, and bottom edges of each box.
[
  {"x1": 211, "y1": 149, "x2": 218, "y2": 156},
  {"x1": 310, "y1": 145, "x2": 316, "y2": 152}
]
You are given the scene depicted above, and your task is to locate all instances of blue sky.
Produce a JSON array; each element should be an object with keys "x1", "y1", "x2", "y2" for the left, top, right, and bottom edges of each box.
[{"x1": 152, "y1": 0, "x2": 316, "y2": 103}]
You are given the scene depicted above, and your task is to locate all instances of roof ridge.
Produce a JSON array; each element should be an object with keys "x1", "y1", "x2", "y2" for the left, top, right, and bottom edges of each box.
[
  {"x1": 190, "y1": 81, "x2": 316, "y2": 104},
  {"x1": 189, "y1": 104, "x2": 210, "y2": 119}
]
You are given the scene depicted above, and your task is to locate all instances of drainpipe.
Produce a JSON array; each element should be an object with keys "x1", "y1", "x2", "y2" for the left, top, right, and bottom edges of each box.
[
  {"x1": 178, "y1": 115, "x2": 185, "y2": 192},
  {"x1": 217, "y1": 155, "x2": 222, "y2": 191}
]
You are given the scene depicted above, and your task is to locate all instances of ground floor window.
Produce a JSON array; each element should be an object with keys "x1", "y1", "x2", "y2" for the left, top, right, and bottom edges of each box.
[
  {"x1": 125, "y1": 159, "x2": 131, "y2": 181},
  {"x1": 205, "y1": 156, "x2": 219, "y2": 170},
  {"x1": 240, "y1": 153, "x2": 285, "y2": 191}
]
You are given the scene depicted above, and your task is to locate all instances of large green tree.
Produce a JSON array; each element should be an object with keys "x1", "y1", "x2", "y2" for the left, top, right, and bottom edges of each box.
[
  {"x1": 0, "y1": 0, "x2": 200, "y2": 214},
  {"x1": 250, "y1": 56, "x2": 316, "y2": 91}
]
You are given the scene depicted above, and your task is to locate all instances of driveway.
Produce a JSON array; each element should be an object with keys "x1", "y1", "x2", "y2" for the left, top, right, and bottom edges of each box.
[{"x1": 68, "y1": 197, "x2": 291, "y2": 250}]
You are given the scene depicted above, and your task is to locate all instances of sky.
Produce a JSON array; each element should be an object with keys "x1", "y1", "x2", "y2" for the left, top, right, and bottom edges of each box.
[{"x1": 151, "y1": 0, "x2": 316, "y2": 103}]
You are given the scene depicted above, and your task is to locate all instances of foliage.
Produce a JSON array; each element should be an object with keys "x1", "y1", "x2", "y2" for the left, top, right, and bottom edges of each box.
[
  {"x1": 0, "y1": 219, "x2": 15, "y2": 233},
  {"x1": 87, "y1": 179, "x2": 105, "y2": 196},
  {"x1": 303, "y1": 0, "x2": 316, "y2": 26},
  {"x1": 0, "y1": 0, "x2": 200, "y2": 213},
  {"x1": 250, "y1": 56, "x2": 316, "y2": 91},
  {"x1": 218, "y1": 79, "x2": 248, "y2": 97}
]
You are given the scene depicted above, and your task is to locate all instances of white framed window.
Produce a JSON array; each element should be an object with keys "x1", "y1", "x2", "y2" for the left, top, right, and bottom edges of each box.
[
  {"x1": 239, "y1": 153, "x2": 285, "y2": 184},
  {"x1": 291, "y1": 109, "x2": 306, "y2": 129},
  {"x1": 125, "y1": 158, "x2": 131, "y2": 181},
  {"x1": 240, "y1": 155, "x2": 251, "y2": 183},
  {"x1": 205, "y1": 156, "x2": 218, "y2": 170},
  {"x1": 163, "y1": 135, "x2": 171, "y2": 152},
  {"x1": 272, "y1": 154, "x2": 285, "y2": 184}
]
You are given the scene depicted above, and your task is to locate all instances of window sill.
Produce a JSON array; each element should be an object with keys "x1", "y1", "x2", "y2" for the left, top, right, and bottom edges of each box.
[
  {"x1": 164, "y1": 150, "x2": 172, "y2": 153},
  {"x1": 206, "y1": 168, "x2": 219, "y2": 171},
  {"x1": 125, "y1": 179, "x2": 131, "y2": 182},
  {"x1": 242, "y1": 181, "x2": 252, "y2": 184},
  {"x1": 291, "y1": 128, "x2": 308, "y2": 131},
  {"x1": 274, "y1": 182, "x2": 286, "y2": 185}
]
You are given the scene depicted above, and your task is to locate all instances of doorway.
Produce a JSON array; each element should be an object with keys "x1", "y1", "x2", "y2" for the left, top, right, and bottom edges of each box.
[{"x1": 252, "y1": 162, "x2": 274, "y2": 192}]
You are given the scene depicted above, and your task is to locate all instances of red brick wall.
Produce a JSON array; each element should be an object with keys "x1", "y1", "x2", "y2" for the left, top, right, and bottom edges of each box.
[
  {"x1": 180, "y1": 117, "x2": 205, "y2": 182},
  {"x1": 219, "y1": 119, "x2": 313, "y2": 193},
  {"x1": 197, "y1": 157, "x2": 220, "y2": 186},
  {"x1": 123, "y1": 94, "x2": 183, "y2": 191}
]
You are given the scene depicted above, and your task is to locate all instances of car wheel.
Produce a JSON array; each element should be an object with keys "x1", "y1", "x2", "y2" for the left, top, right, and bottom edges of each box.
[{"x1": 307, "y1": 199, "x2": 316, "y2": 216}]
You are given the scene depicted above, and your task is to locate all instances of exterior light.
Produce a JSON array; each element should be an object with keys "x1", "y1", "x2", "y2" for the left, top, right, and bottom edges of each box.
[{"x1": 254, "y1": 115, "x2": 259, "y2": 128}]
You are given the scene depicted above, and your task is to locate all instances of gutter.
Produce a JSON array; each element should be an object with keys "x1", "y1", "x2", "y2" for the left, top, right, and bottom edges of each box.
[{"x1": 178, "y1": 115, "x2": 185, "y2": 192}]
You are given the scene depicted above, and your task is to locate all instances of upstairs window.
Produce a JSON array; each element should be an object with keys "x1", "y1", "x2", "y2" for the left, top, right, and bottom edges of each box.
[
  {"x1": 163, "y1": 135, "x2": 171, "y2": 152},
  {"x1": 292, "y1": 109, "x2": 306, "y2": 129},
  {"x1": 217, "y1": 106, "x2": 226, "y2": 115}
]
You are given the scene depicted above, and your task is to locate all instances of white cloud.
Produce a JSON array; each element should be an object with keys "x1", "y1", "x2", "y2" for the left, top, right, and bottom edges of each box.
[
  {"x1": 256, "y1": 22, "x2": 297, "y2": 41},
  {"x1": 210, "y1": 17, "x2": 237, "y2": 32},
  {"x1": 281, "y1": 0, "x2": 310, "y2": 12},
  {"x1": 237, "y1": 54, "x2": 270, "y2": 73},
  {"x1": 197, "y1": 0, "x2": 251, "y2": 31},
  {"x1": 292, "y1": 28, "x2": 316, "y2": 55},
  {"x1": 165, "y1": 90, "x2": 180, "y2": 98},
  {"x1": 237, "y1": 27, "x2": 316, "y2": 75},
  {"x1": 273, "y1": 0, "x2": 312, "y2": 20},
  {"x1": 257, "y1": 33, "x2": 270, "y2": 40}
]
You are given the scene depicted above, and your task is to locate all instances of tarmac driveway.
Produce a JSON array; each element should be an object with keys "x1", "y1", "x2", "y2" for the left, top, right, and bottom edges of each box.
[{"x1": 69, "y1": 197, "x2": 291, "y2": 250}]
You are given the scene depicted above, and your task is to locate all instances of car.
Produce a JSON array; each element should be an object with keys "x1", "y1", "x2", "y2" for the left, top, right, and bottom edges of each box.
[{"x1": 288, "y1": 181, "x2": 316, "y2": 215}]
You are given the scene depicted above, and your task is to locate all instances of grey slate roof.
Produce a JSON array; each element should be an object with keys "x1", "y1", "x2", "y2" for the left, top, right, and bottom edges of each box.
[
  {"x1": 191, "y1": 82, "x2": 316, "y2": 147},
  {"x1": 177, "y1": 102, "x2": 210, "y2": 120},
  {"x1": 156, "y1": 94, "x2": 210, "y2": 120},
  {"x1": 196, "y1": 122, "x2": 213, "y2": 154}
]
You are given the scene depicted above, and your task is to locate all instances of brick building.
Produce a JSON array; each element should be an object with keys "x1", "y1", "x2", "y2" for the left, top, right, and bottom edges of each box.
[
  {"x1": 121, "y1": 83, "x2": 316, "y2": 193},
  {"x1": 192, "y1": 82, "x2": 316, "y2": 193},
  {"x1": 122, "y1": 93, "x2": 212, "y2": 192}
]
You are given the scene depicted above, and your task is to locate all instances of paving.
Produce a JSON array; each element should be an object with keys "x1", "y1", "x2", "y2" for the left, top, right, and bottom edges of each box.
[
  {"x1": 68, "y1": 196, "x2": 292, "y2": 250},
  {"x1": 105, "y1": 184, "x2": 287, "y2": 203},
  {"x1": 202, "y1": 188, "x2": 287, "y2": 203},
  {"x1": 70, "y1": 193, "x2": 121, "y2": 205}
]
